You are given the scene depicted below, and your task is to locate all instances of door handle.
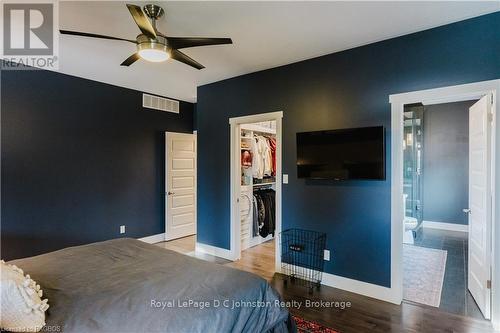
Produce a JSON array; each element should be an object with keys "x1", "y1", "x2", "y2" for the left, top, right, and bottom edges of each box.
[
  {"x1": 167, "y1": 191, "x2": 175, "y2": 195},
  {"x1": 463, "y1": 208, "x2": 471, "y2": 214}
]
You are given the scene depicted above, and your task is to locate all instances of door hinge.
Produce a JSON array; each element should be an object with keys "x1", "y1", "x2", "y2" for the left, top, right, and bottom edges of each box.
[
  {"x1": 487, "y1": 280, "x2": 492, "y2": 289},
  {"x1": 488, "y1": 112, "x2": 493, "y2": 123}
]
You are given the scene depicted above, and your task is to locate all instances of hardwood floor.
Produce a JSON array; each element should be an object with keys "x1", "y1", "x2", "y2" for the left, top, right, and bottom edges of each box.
[
  {"x1": 156, "y1": 234, "x2": 195, "y2": 253},
  {"x1": 226, "y1": 240, "x2": 276, "y2": 281},
  {"x1": 156, "y1": 236, "x2": 496, "y2": 333},
  {"x1": 272, "y1": 277, "x2": 495, "y2": 333},
  {"x1": 156, "y1": 235, "x2": 230, "y2": 264}
]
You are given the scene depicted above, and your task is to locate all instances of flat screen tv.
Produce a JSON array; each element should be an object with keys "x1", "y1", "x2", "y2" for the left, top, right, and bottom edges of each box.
[{"x1": 296, "y1": 126, "x2": 385, "y2": 180}]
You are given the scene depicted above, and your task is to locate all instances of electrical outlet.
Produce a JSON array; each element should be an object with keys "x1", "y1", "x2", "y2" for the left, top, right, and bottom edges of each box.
[
  {"x1": 283, "y1": 174, "x2": 289, "y2": 184},
  {"x1": 324, "y1": 249, "x2": 330, "y2": 261},
  {"x1": 120, "y1": 225, "x2": 126, "y2": 234}
]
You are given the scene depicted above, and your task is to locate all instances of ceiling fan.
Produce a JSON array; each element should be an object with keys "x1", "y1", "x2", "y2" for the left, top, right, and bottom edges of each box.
[{"x1": 60, "y1": 3, "x2": 232, "y2": 69}]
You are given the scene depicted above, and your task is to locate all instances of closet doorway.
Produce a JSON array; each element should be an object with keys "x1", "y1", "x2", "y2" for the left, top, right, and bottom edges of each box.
[{"x1": 229, "y1": 112, "x2": 283, "y2": 272}]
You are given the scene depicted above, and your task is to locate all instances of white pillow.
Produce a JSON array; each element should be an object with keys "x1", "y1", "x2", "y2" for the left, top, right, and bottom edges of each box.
[{"x1": 0, "y1": 260, "x2": 49, "y2": 332}]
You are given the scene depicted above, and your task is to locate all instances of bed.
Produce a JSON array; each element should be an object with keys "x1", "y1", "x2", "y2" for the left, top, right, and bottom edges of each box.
[{"x1": 9, "y1": 238, "x2": 294, "y2": 333}]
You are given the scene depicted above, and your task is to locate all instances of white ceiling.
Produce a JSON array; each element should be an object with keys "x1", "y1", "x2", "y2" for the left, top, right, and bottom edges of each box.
[{"x1": 57, "y1": 1, "x2": 499, "y2": 102}]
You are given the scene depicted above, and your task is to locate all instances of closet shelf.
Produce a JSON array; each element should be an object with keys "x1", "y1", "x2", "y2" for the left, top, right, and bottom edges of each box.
[
  {"x1": 253, "y1": 182, "x2": 275, "y2": 187},
  {"x1": 240, "y1": 124, "x2": 276, "y2": 134}
]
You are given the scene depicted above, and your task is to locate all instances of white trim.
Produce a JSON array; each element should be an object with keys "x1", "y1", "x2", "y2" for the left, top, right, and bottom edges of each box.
[
  {"x1": 422, "y1": 221, "x2": 469, "y2": 233},
  {"x1": 390, "y1": 79, "x2": 500, "y2": 328},
  {"x1": 322, "y1": 273, "x2": 400, "y2": 304},
  {"x1": 229, "y1": 111, "x2": 283, "y2": 272},
  {"x1": 249, "y1": 234, "x2": 274, "y2": 248},
  {"x1": 240, "y1": 123, "x2": 276, "y2": 134},
  {"x1": 229, "y1": 111, "x2": 284, "y2": 125},
  {"x1": 277, "y1": 265, "x2": 399, "y2": 304},
  {"x1": 390, "y1": 91, "x2": 405, "y2": 306},
  {"x1": 389, "y1": 79, "x2": 499, "y2": 105},
  {"x1": 138, "y1": 233, "x2": 165, "y2": 244},
  {"x1": 195, "y1": 242, "x2": 235, "y2": 261}
]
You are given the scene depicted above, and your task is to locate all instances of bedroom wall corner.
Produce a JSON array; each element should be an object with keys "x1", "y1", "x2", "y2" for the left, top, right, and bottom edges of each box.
[{"x1": 1, "y1": 68, "x2": 194, "y2": 260}]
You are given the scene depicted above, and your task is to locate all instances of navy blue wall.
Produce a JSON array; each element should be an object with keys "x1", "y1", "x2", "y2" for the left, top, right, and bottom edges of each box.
[
  {"x1": 1, "y1": 69, "x2": 194, "y2": 260},
  {"x1": 196, "y1": 12, "x2": 500, "y2": 287},
  {"x1": 423, "y1": 101, "x2": 473, "y2": 225}
]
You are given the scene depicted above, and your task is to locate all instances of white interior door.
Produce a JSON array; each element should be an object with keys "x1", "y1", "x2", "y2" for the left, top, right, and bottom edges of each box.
[
  {"x1": 468, "y1": 94, "x2": 492, "y2": 319},
  {"x1": 166, "y1": 132, "x2": 197, "y2": 241}
]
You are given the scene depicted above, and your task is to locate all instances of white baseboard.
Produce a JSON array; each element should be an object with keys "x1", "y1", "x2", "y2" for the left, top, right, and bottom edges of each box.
[
  {"x1": 322, "y1": 272, "x2": 401, "y2": 305},
  {"x1": 149, "y1": 236, "x2": 399, "y2": 305},
  {"x1": 249, "y1": 234, "x2": 274, "y2": 248},
  {"x1": 423, "y1": 220, "x2": 468, "y2": 233},
  {"x1": 277, "y1": 265, "x2": 400, "y2": 305},
  {"x1": 195, "y1": 242, "x2": 235, "y2": 261},
  {"x1": 138, "y1": 233, "x2": 165, "y2": 244},
  {"x1": 493, "y1": 319, "x2": 500, "y2": 332}
]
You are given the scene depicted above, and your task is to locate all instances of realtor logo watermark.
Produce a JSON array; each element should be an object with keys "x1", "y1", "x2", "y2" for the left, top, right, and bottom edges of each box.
[{"x1": 2, "y1": 1, "x2": 59, "y2": 69}]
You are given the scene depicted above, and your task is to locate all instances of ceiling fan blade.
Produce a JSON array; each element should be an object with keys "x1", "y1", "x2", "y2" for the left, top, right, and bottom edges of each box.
[
  {"x1": 120, "y1": 53, "x2": 140, "y2": 66},
  {"x1": 170, "y1": 49, "x2": 205, "y2": 70},
  {"x1": 60, "y1": 30, "x2": 137, "y2": 43},
  {"x1": 126, "y1": 4, "x2": 157, "y2": 40},
  {"x1": 166, "y1": 37, "x2": 232, "y2": 50}
]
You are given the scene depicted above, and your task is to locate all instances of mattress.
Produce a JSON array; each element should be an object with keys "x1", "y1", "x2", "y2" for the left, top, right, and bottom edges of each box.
[{"x1": 9, "y1": 238, "x2": 293, "y2": 333}]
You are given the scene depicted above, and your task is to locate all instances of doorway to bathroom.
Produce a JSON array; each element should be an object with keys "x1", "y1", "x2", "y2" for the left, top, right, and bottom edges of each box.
[
  {"x1": 402, "y1": 100, "x2": 487, "y2": 319},
  {"x1": 390, "y1": 80, "x2": 499, "y2": 327}
]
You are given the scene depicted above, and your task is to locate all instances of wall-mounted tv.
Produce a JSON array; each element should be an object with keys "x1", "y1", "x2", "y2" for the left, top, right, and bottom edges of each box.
[{"x1": 296, "y1": 126, "x2": 385, "y2": 180}]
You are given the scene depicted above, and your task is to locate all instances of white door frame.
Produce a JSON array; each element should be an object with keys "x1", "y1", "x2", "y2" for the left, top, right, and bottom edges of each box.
[
  {"x1": 389, "y1": 79, "x2": 499, "y2": 328},
  {"x1": 229, "y1": 111, "x2": 283, "y2": 272}
]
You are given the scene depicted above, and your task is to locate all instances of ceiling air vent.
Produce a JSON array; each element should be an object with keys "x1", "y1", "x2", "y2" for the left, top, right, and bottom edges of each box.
[{"x1": 142, "y1": 93, "x2": 179, "y2": 114}]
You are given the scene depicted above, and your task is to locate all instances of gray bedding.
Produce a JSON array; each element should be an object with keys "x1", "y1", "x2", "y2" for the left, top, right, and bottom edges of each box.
[{"x1": 10, "y1": 238, "x2": 293, "y2": 333}]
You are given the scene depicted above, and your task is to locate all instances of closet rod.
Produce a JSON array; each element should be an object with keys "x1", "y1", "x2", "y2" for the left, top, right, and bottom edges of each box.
[
  {"x1": 240, "y1": 124, "x2": 276, "y2": 135},
  {"x1": 253, "y1": 182, "x2": 275, "y2": 188}
]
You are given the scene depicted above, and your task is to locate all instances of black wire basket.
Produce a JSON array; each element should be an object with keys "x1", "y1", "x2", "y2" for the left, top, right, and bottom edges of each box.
[{"x1": 280, "y1": 228, "x2": 327, "y2": 294}]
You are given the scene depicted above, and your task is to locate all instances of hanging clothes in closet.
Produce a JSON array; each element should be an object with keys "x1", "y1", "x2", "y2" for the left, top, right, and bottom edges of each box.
[
  {"x1": 252, "y1": 189, "x2": 275, "y2": 238},
  {"x1": 241, "y1": 149, "x2": 252, "y2": 167},
  {"x1": 269, "y1": 137, "x2": 276, "y2": 176},
  {"x1": 251, "y1": 135, "x2": 276, "y2": 180}
]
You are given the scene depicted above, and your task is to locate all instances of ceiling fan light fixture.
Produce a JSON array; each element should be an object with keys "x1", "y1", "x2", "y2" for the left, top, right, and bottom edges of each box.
[
  {"x1": 60, "y1": 4, "x2": 232, "y2": 69},
  {"x1": 137, "y1": 42, "x2": 170, "y2": 62}
]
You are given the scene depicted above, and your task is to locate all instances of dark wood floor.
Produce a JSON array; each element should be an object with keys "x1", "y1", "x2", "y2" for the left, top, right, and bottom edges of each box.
[
  {"x1": 157, "y1": 236, "x2": 496, "y2": 333},
  {"x1": 271, "y1": 275, "x2": 495, "y2": 333}
]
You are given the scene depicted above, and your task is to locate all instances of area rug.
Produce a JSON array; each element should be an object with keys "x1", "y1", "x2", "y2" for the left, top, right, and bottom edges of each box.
[
  {"x1": 293, "y1": 315, "x2": 339, "y2": 333},
  {"x1": 403, "y1": 244, "x2": 447, "y2": 307}
]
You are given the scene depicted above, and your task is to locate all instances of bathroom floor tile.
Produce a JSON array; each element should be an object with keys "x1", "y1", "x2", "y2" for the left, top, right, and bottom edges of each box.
[{"x1": 405, "y1": 228, "x2": 482, "y2": 320}]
